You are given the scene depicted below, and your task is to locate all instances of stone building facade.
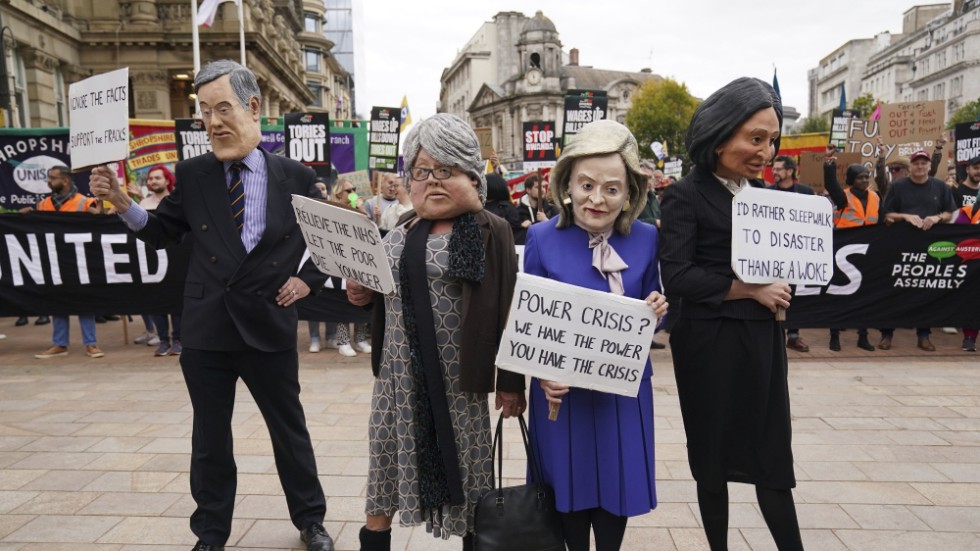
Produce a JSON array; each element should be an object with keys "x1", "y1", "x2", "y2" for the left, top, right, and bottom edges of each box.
[
  {"x1": 438, "y1": 11, "x2": 660, "y2": 168},
  {"x1": 0, "y1": 0, "x2": 353, "y2": 129}
]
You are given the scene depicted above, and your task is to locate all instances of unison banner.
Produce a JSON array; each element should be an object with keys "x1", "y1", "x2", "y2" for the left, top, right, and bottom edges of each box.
[
  {"x1": 0, "y1": 128, "x2": 92, "y2": 209},
  {"x1": 0, "y1": 213, "x2": 188, "y2": 316},
  {"x1": 788, "y1": 224, "x2": 980, "y2": 328}
]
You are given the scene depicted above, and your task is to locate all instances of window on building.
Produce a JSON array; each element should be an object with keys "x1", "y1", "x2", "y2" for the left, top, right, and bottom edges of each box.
[
  {"x1": 952, "y1": 75, "x2": 963, "y2": 96},
  {"x1": 530, "y1": 52, "x2": 541, "y2": 69},
  {"x1": 12, "y1": 49, "x2": 29, "y2": 128},
  {"x1": 304, "y1": 12, "x2": 319, "y2": 33},
  {"x1": 917, "y1": 88, "x2": 929, "y2": 100},
  {"x1": 308, "y1": 81, "x2": 322, "y2": 107},
  {"x1": 934, "y1": 82, "x2": 945, "y2": 99},
  {"x1": 954, "y1": 43, "x2": 965, "y2": 61},
  {"x1": 305, "y1": 49, "x2": 320, "y2": 72},
  {"x1": 55, "y1": 68, "x2": 66, "y2": 126}
]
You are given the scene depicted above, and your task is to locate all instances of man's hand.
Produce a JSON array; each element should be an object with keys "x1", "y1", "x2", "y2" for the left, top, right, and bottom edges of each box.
[
  {"x1": 276, "y1": 276, "x2": 310, "y2": 307},
  {"x1": 535, "y1": 210, "x2": 548, "y2": 222},
  {"x1": 494, "y1": 391, "x2": 526, "y2": 418},
  {"x1": 905, "y1": 214, "x2": 925, "y2": 229},
  {"x1": 89, "y1": 165, "x2": 134, "y2": 213},
  {"x1": 750, "y1": 282, "x2": 793, "y2": 313},
  {"x1": 346, "y1": 280, "x2": 374, "y2": 306}
]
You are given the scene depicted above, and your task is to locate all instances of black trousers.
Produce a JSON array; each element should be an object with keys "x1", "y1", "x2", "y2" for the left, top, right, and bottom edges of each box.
[{"x1": 181, "y1": 348, "x2": 325, "y2": 545}]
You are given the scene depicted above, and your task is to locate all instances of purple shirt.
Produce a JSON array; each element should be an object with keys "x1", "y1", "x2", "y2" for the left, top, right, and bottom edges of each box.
[{"x1": 119, "y1": 148, "x2": 269, "y2": 253}]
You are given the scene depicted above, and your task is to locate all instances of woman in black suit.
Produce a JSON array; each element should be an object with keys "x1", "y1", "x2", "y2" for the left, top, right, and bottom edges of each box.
[{"x1": 659, "y1": 77, "x2": 804, "y2": 551}]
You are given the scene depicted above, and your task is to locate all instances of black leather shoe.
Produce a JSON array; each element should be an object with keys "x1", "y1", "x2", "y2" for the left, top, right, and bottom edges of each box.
[
  {"x1": 15, "y1": 316, "x2": 28, "y2": 327},
  {"x1": 650, "y1": 340, "x2": 666, "y2": 350},
  {"x1": 34, "y1": 315, "x2": 50, "y2": 326},
  {"x1": 191, "y1": 542, "x2": 224, "y2": 551},
  {"x1": 103, "y1": 314, "x2": 120, "y2": 321},
  {"x1": 301, "y1": 523, "x2": 335, "y2": 551}
]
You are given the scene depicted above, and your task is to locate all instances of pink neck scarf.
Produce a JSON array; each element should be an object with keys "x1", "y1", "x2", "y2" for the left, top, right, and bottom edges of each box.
[{"x1": 588, "y1": 230, "x2": 628, "y2": 296}]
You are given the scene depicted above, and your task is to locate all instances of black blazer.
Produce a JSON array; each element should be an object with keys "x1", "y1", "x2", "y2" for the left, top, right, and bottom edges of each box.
[
  {"x1": 659, "y1": 164, "x2": 772, "y2": 320},
  {"x1": 134, "y1": 149, "x2": 327, "y2": 352}
]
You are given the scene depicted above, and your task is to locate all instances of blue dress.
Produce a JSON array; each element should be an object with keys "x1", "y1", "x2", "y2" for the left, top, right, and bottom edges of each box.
[{"x1": 524, "y1": 217, "x2": 659, "y2": 517}]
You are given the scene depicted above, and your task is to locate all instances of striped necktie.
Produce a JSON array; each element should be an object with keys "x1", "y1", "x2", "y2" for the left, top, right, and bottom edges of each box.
[{"x1": 229, "y1": 161, "x2": 245, "y2": 232}]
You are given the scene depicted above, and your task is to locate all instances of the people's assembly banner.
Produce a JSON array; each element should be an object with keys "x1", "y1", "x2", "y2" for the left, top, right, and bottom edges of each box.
[
  {"x1": 788, "y1": 224, "x2": 980, "y2": 328},
  {"x1": 562, "y1": 90, "x2": 607, "y2": 146},
  {"x1": 368, "y1": 106, "x2": 401, "y2": 171},
  {"x1": 284, "y1": 112, "x2": 331, "y2": 179},
  {"x1": 522, "y1": 121, "x2": 558, "y2": 170},
  {"x1": 0, "y1": 213, "x2": 189, "y2": 316},
  {"x1": 0, "y1": 128, "x2": 92, "y2": 210}
]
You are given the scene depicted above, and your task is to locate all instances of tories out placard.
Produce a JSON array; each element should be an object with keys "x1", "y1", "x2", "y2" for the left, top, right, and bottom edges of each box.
[
  {"x1": 731, "y1": 186, "x2": 834, "y2": 286},
  {"x1": 495, "y1": 273, "x2": 656, "y2": 397},
  {"x1": 174, "y1": 118, "x2": 212, "y2": 161},
  {"x1": 284, "y1": 112, "x2": 331, "y2": 179},
  {"x1": 290, "y1": 195, "x2": 394, "y2": 294},
  {"x1": 69, "y1": 68, "x2": 130, "y2": 170},
  {"x1": 522, "y1": 121, "x2": 557, "y2": 170},
  {"x1": 368, "y1": 107, "x2": 401, "y2": 171},
  {"x1": 954, "y1": 121, "x2": 980, "y2": 182},
  {"x1": 879, "y1": 101, "x2": 945, "y2": 145},
  {"x1": 562, "y1": 90, "x2": 607, "y2": 146}
]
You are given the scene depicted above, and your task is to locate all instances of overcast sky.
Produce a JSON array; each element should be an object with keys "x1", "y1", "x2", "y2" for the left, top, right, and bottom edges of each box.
[{"x1": 354, "y1": 0, "x2": 934, "y2": 123}]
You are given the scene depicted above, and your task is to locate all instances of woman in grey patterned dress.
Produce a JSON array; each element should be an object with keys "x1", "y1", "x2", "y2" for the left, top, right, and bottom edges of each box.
[{"x1": 348, "y1": 113, "x2": 526, "y2": 551}]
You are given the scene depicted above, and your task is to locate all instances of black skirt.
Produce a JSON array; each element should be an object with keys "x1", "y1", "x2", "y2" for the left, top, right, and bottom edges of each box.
[{"x1": 670, "y1": 317, "x2": 796, "y2": 490}]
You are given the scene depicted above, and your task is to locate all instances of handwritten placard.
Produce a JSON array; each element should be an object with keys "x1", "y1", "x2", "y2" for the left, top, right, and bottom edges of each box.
[
  {"x1": 338, "y1": 169, "x2": 371, "y2": 197},
  {"x1": 495, "y1": 273, "x2": 656, "y2": 397},
  {"x1": 69, "y1": 67, "x2": 130, "y2": 170},
  {"x1": 475, "y1": 127, "x2": 494, "y2": 159},
  {"x1": 879, "y1": 101, "x2": 945, "y2": 145},
  {"x1": 731, "y1": 187, "x2": 834, "y2": 286},
  {"x1": 290, "y1": 195, "x2": 395, "y2": 294},
  {"x1": 798, "y1": 151, "x2": 860, "y2": 196}
]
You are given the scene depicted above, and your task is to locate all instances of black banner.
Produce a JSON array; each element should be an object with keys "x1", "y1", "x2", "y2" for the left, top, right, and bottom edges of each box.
[
  {"x1": 0, "y1": 212, "x2": 189, "y2": 316},
  {"x1": 284, "y1": 112, "x2": 331, "y2": 179},
  {"x1": 522, "y1": 121, "x2": 558, "y2": 169},
  {"x1": 0, "y1": 128, "x2": 92, "y2": 210},
  {"x1": 562, "y1": 90, "x2": 607, "y2": 146},
  {"x1": 174, "y1": 118, "x2": 212, "y2": 161},
  {"x1": 788, "y1": 224, "x2": 980, "y2": 328},
  {"x1": 954, "y1": 121, "x2": 980, "y2": 183},
  {"x1": 368, "y1": 106, "x2": 401, "y2": 171}
]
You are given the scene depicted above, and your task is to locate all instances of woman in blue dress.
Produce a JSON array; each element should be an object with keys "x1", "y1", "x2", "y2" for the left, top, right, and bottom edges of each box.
[{"x1": 525, "y1": 120, "x2": 667, "y2": 551}]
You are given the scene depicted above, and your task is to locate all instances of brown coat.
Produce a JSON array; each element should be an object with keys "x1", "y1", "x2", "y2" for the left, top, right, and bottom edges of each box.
[{"x1": 370, "y1": 208, "x2": 525, "y2": 394}]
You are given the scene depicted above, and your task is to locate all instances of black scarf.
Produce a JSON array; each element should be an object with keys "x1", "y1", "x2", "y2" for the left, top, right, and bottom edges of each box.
[{"x1": 398, "y1": 211, "x2": 485, "y2": 509}]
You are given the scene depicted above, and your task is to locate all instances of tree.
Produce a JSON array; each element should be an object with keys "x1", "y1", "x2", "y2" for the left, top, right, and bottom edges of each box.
[
  {"x1": 947, "y1": 97, "x2": 980, "y2": 129},
  {"x1": 796, "y1": 115, "x2": 830, "y2": 134},
  {"x1": 851, "y1": 92, "x2": 881, "y2": 119},
  {"x1": 625, "y1": 78, "x2": 699, "y2": 163}
]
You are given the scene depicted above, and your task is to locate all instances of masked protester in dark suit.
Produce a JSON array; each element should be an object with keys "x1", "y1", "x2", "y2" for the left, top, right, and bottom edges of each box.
[
  {"x1": 90, "y1": 60, "x2": 334, "y2": 551},
  {"x1": 659, "y1": 77, "x2": 804, "y2": 551}
]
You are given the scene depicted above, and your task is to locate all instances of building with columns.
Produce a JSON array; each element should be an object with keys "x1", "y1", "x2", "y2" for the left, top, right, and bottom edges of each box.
[
  {"x1": 438, "y1": 11, "x2": 660, "y2": 168},
  {"x1": 0, "y1": 0, "x2": 353, "y2": 129}
]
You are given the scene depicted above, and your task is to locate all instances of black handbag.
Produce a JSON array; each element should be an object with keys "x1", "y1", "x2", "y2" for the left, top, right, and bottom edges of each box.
[{"x1": 473, "y1": 413, "x2": 565, "y2": 551}]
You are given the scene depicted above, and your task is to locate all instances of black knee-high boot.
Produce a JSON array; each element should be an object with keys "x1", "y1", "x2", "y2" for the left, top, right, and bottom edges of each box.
[{"x1": 359, "y1": 526, "x2": 391, "y2": 551}]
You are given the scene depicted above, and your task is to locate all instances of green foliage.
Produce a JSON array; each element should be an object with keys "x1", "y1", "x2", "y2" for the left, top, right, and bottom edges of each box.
[
  {"x1": 624, "y1": 78, "x2": 699, "y2": 162},
  {"x1": 851, "y1": 92, "x2": 881, "y2": 118},
  {"x1": 797, "y1": 115, "x2": 830, "y2": 134},
  {"x1": 947, "y1": 97, "x2": 980, "y2": 129}
]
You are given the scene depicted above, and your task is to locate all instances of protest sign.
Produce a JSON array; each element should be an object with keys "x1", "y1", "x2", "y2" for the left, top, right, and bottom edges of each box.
[
  {"x1": 879, "y1": 100, "x2": 945, "y2": 145},
  {"x1": 731, "y1": 186, "x2": 834, "y2": 286},
  {"x1": 368, "y1": 107, "x2": 401, "y2": 171},
  {"x1": 829, "y1": 108, "x2": 859, "y2": 150},
  {"x1": 284, "y1": 112, "x2": 331, "y2": 179},
  {"x1": 495, "y1": 273, "x2": 656, "y2": 398},
  {"x1": 954, "y1": 121, "x2": 980, "y2": 182},
  {"x1": 174, "y1": 118, "x2": 212, "y2": 161},
  {"x1": 798, "y1": 151, "x2": 860, "y2": 195},
  {"x1": 662, "y1": 156, "x2": 683, "y2": 179},
  {"x1": 126, "y1": 119, "x2": 177, "y2": 186},
  {"x1": 338, "y1": 169, "x2": 371, "y2": 197},
  {"x1": 562, "y1": 90, "x2": 607, "y2": 146},
  {"x1": 290, "y1": 194, "x2": 394, "y2": 294},
  {"x1": 69, "y1": 67, "x2": 130, "y2": 170},
  {"x1": 522, "y1": 121, "x2": 558, "y2": 170},
  {"x1": 475, "y1": 127, "x2": 494, "y2": 159},
  {"x1": 0, "y1": 128, "x2": 92, "y2": 209}
]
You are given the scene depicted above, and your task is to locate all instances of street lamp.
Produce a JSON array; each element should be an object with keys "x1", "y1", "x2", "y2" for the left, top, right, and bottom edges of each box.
[{"x1": 0, "y1": 23, "x2": 16, "y2": 127}]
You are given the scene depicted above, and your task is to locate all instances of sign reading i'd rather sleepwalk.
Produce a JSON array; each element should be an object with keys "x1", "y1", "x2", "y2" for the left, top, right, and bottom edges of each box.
[
  {"x1": 284, "y1": 112, "x2": 331, "y2": 179},
  {"x1": 368, "y1": 107, "x2": 401, "y2": 171},
  {"x1": 496, "y1": 273, "x2": 656, "y2": 398},
  {"x1": 290, "y1": 194, "x2": 395, "y2": 295},
  {"x1": 69, "y1": 68, "x2": 130, "y2": 171},
  {"x1": 731, "y1": 186, "x2": 834, "y2": 286}
]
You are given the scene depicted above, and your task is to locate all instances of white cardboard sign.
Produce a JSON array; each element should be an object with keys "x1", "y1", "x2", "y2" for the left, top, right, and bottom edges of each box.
[
  {"x1": 290, "y1": 195, "x2": 395, "y2": 295},
  {"x1": 495, "y1": 273, "x2": 656, "y2": 397},
  {"x1": 731, "y1": 186, "x2": 834, "y2": 286},
  {"x1": 69, "y1": 67, "x2": 130, "y2": 171}
]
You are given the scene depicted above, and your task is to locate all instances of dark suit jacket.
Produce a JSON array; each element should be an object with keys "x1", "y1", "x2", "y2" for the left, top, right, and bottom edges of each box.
[
  {"x1": 659, "y1": 164, "x2": 772, "y2": 320},
  {"x1": 134, "y1": 149, "x2": 327, "y2": 352}
]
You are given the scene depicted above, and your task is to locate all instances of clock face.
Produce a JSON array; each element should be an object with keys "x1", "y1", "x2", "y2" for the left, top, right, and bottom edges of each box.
[{"x1": 527, "y1": 69, "x2": 542, "y2": 85}]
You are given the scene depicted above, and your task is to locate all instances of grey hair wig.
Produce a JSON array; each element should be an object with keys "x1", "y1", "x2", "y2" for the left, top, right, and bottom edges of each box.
[
  {"x1": 685, "y1": 77, "x2": 782, "y2": 172},
  {"x1": 402, "y1": 113, "x2": 487, "y2": 202},
  {"x1": 194, "y1": 60, "x2": 262, "y2": 110}
]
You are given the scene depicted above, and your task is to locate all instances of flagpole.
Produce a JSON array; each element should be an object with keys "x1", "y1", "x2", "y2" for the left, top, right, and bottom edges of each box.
[
  {"x1": 191, "y1": 0, "x2": 201, "y2": 116},
  {"x1": 237, "y1": 0, "x2": 245, "y2": 66}
]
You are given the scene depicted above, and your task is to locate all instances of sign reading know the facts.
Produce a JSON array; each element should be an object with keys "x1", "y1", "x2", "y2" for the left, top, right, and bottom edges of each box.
[
  {"x1": 522, "y1": 121, "x2": 557, "y2": 170},
  {"x1": 496, "y1": 273, "x2": 656, "y2": 398},
  {"x1": 368, "y1": 107, "x2": 401, "y2": 171},
  {"x1": 290, "y1": 195, "x2": 395, "y2": 295},
  {"x1": 284, "y1": 112, "x2": 331, "y2": 179},
  {"x1": 174, "y1": 118, "x2": 212, "y2": 161},
  {"x1": 69, "y1": 67, "x2": 130, "y2": 170},
  {"x1": 732, "y1": 187, "x2": 834, "y2": 286},
  {"x1": 562, "y1": 90, "x2": 607, "y2": 146}
]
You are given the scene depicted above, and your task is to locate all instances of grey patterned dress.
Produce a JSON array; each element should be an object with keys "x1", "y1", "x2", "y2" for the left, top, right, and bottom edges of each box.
[{"x1": 366, "y1": 226, "x2": 493, "y2": 539}]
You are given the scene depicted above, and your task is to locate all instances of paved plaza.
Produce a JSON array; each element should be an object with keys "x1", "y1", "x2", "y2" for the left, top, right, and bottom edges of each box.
[{"x1": 0, "y1": 319, "x2": 978, "y2": 550}]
